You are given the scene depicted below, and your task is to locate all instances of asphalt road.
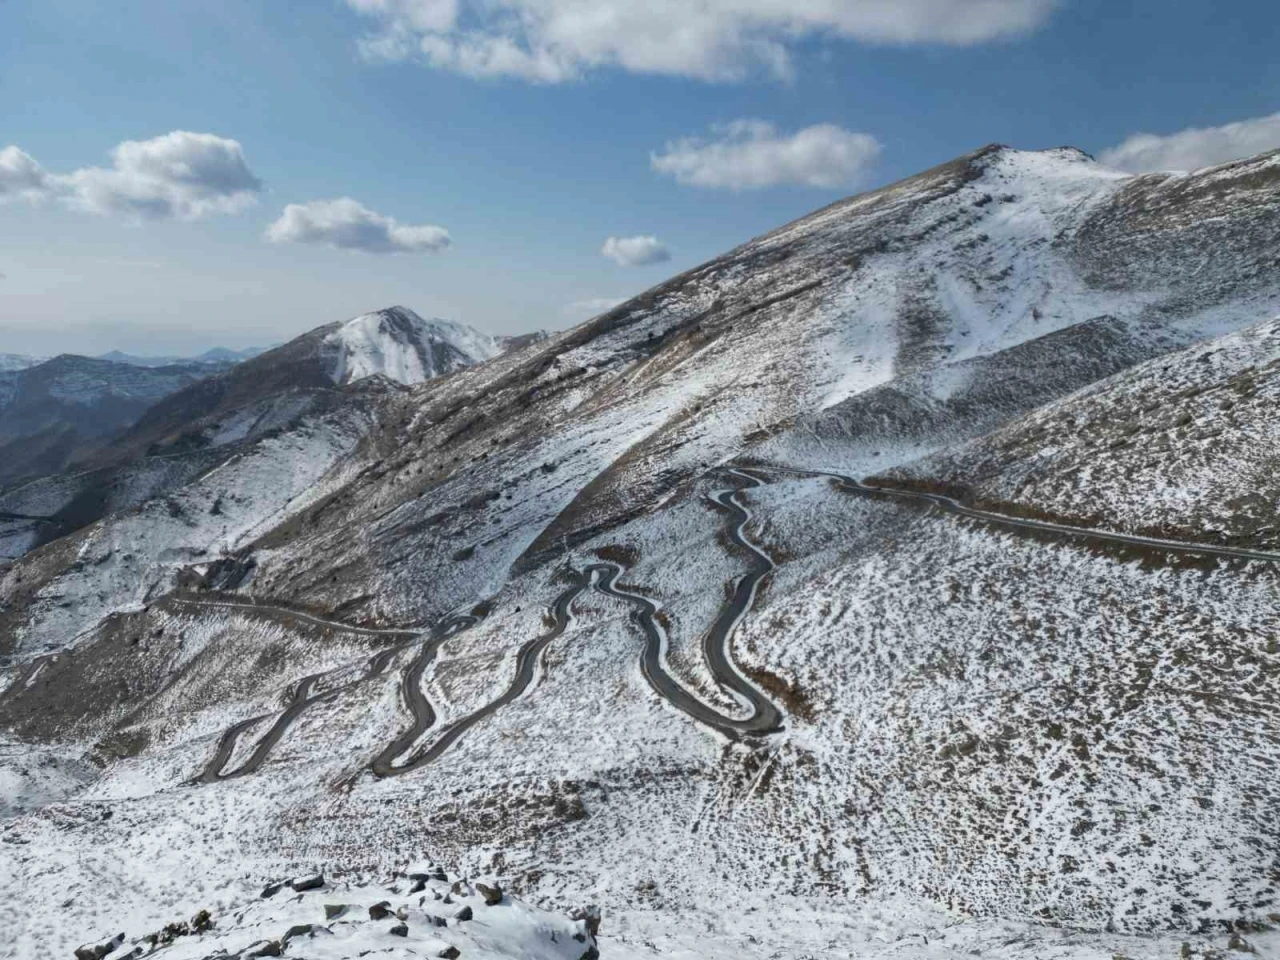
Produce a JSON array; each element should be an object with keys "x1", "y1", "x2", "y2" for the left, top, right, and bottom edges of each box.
[{"x1": 750, "y1": 466, "x2": 1280, "y2": 565}]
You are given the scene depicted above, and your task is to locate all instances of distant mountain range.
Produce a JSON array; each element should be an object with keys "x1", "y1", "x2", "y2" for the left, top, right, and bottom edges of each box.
[
  {"x1": 98, "y1": 346, "x2": 269, "y2": 367},
  {"x1": 0, "y1": 306, "x2": 534, "y2": 556}
]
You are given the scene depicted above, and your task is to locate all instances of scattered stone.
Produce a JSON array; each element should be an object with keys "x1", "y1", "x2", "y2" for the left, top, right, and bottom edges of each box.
[
  {"x1": 442, "y1": 892, "x2": 453, "y2": 905},
  {"x1": 368, "y1": 901, "x2": 393, "y2": 921},
  {"x1": 390, "y1": 922, "x2": 409, "y2": 937},
  {"x1": 281, "y1": 923, "x2": 316, "y2": 944},
  {"x1": 425, "y1": 914, "x2": 448, "y2": 928},
  {"x1": 323, "y1": 904, "x2": 349, "y2": 920},
  {"x1": 191, "y1": 909, "x2": 213, "y2": 932},
  {"x1": 475, "y1": 881, "x2": 503, "y2": 905},
  {"x1": 244, "y1": 941, "x2": 282, "y2": 958},
  {"x1": 453, "y1": 905, "x2": 473, "y2": 923},
  {"x1": 260, "y1": 881, "x2": 283, "y2": 899},
  {"x1": 436, "y1": 946, "x2": 461, "y2": 959},
  {"x1": 1228, "y1": 934, "x2": 1255, "y2": 953},
  {"x1": 290, "y1": 874, "x2": 324, "y2": 892},
  {"x1": 74, "y1": 932, "x2": 124, "y2": 959},
  {"x1": 409, "y1": 876, "x2": 428, "y2": 894}
]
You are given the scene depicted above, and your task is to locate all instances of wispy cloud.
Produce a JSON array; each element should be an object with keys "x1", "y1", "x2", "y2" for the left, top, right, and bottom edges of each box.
[
  {"x1": 1100, "y1": 112, "x2": 1280, "y2": 173},
  {"x1": 347, "y1": 0, "x2": 1060, "y2": 83},
  {"x1": 602, "y1": 236, "x2": 670, "y2": 267},
  {"x1": 266, "y1": 197, "x2": 452, "y2": 254},
  {"x1": 652, "y1": 120, "x2": 882, "y2": 190},
  {"x1": 566, "y1": 297, "x2": 626, "y2": 316}
]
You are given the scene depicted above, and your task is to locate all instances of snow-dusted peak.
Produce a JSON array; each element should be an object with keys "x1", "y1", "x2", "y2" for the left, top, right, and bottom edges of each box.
[{"x1": 322, "y1": 306, "x2": 500, "y2": 386}]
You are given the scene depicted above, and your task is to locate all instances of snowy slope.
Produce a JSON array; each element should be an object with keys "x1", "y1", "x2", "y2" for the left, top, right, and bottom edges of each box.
[
  {"x1": 894, "y1": 314, "x2": 1280, "y2": 548},
  {"x1": 5, "y1": 144, "x2": 1280, "y2": 960},
  {"x1": 323, "y1": 306, "x2": 500, "y2": 386}
]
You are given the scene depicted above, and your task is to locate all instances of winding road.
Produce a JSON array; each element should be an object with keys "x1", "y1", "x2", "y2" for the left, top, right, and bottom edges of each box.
[
  {"x1": 374, "y1": 577, "x2": 589, "y2": 774},
  {"x1": 187, "y1": 598, "x2": 428, "y2": 781},
  {"x1": 369, "y1": 606, "x2": 490, "y2": 777},
  {"x1": 754, "y1": 466, "x2": 1280, "y2": 566},
  {"x1": 379, "y1": 469, "x2": 788, "y2": 769}
]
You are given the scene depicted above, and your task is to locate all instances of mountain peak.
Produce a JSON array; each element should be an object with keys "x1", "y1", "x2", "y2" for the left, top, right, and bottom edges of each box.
[{"x1": 321, "y1": 306, "x2": 500, "y2": 386}]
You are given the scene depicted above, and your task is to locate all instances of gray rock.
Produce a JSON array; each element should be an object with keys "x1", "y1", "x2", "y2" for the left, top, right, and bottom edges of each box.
[
  {"x1": 244, "y1": 941, "x2": 282, "y2": 958},
  {"x1": 290, "y1": 874, "x2": 324, "y2": 892},
  {"x1": 390, "y1": 922, "x2": 409, "y2": 937},
  {"x1": 281, "y1": 923, "x2": 315, "y2": 944},
  {"x1": 475, "y1": 881, "x2": 503, "y2": 905},
  {"x1": 425, "y1": 914, "x2": 448, "y2": 928},
  {"x1": 74, "y1": 932, "x2": 124, "y2": 960},
  {"x1": 323, "y1": 904, "x2": 349, "y2": 920},
  {"x1": 260, "y1": 881, "x2": 284, "y2": 899},
  {"x1": 453, "y1": 905, "x2": 473, "y2": 922},
  {"x1": 436, "y1": 946, "x2": 461, "y2": 959},
  {"x1": 368, "y1": 901, "x2": 393, "y2": 921}
]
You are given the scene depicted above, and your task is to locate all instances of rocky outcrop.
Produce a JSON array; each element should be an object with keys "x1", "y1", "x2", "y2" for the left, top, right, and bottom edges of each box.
[{"x1": 69, "y1": 865, "x2": 598, "y2": 959}]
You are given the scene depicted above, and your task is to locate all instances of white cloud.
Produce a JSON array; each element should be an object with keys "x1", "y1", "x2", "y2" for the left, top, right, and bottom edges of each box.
[
  {"x1": 1099, "y1": 112, "x2": 1280, "y2": 174},
  {"x1": 346, "y1": 0, "x2": 1059, "y2": 83},
  {"x1": 602, "y1": 236, "x2": 670, "y2": 267},
  {"x1": 266, "y1": 197, "x2": 452, "y2": 254},
  {"x1": 0, "y1": 132, "x2": 262, "y2": 220},
  {"x1": 652, "y1": 120, "x2": 882, "y2": 190},
  {"x1": 566, "y1": 296, "x2": 626, "y2": 315},
  {"x1": 0, "y1": 147, "x2": 50, "y2": 200}
]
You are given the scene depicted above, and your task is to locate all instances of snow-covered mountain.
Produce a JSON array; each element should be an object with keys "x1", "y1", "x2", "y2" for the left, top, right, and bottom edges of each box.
[
  {"x1": 322, "y1": 306, "x2": 501, "y2": 386},
  {"x1": 0, "y1": 354, "x2": 226, "y2": 486},
  {"x1": 4, "y1": 145, "x2": 1280, "y2": 960}
]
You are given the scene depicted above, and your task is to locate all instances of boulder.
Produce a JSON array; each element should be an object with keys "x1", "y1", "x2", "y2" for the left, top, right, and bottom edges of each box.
[
  {"x1": 475, "y1": 881, "x2": 503, "y2": 906},
  {"x1": 453, "y1": 905, "x2": 473, "y2": 923},
  {"x1": 437, "y1": 947, "x2": 461, "y2": 959},
  {"x1": 323, "y1": 904, "x2": 349, "y2": 921},
  {"x1": 260, "y1": 881, "x2": 284, "y2": 899},
  {"x1": 290, "y1": 874, "x2": 324, "y2": 892},
  {"x1": 368, "y1": 901, "x2": 393, "y2": 921},
  {"x1": 74, "y1": 933, "x2": 124, "y2": 959},
  {"x1": 281, "y1": 924, "x2": 315, "y2": 944},
  {"x1": 191, "y1": 909, "x2": 213, "y2": 932},
  {"x1": 244, "y1": 941, "x2": 282, "y2": 958},
  {"x1": 390, "y1": 922, "x2": 409, "y2": 937},
  {"x1": 425, "y1": 914, "x2": 448, "y2": 928}
]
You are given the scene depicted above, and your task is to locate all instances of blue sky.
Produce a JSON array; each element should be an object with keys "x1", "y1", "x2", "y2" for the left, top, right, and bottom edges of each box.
[{"x1": 1, "y1": 0, "x2": 1278, "y2": 356}]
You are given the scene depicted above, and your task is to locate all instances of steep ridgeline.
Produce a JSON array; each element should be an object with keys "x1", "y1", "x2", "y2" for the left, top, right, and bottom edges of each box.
[
  {"x1": 0, "y1": 354, "x2": 223, "y2": 486},
  {"x1": 4, "y1": 146, "x2": 1280, "y2": 960},
  {"x1": 321, "y1": 305, "x2": 501, "y2": 385},
  {"x1": 0, "y1": 307, "x2": 504, "y2": 561}
]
